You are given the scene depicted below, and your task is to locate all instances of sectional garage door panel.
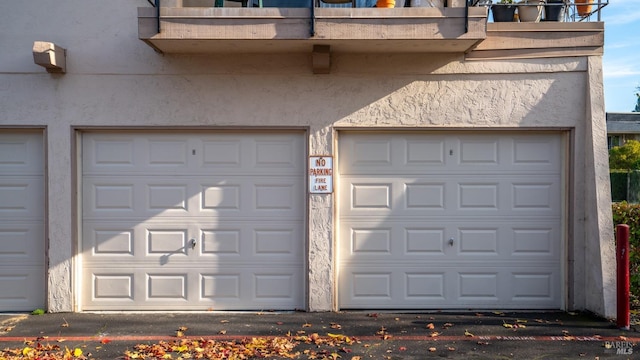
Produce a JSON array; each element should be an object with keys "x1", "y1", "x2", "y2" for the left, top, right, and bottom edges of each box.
[
  {"x1": 0, "y1": 132, "x2": 45, "y2": 311},
  {"x1": 341, "y1": 134, "x2": 562, "y2": 175},
  {"x1": 340, "y1": 266, "x2": 560, "y2": 308},
  {"x1": 338, "y1": 132, "x2": 563, "y2": 309},
  {"x1": 341, "y1": 176, "x2": 561, "y2": 218},
  {"x1": 81, "y1": 132, "x2": 305, "y2": 310}
]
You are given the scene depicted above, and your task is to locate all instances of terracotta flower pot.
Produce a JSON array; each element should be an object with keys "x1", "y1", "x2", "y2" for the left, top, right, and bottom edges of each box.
[{"x1": 576, "y1": 0, "x2": 593, "y2": 17}]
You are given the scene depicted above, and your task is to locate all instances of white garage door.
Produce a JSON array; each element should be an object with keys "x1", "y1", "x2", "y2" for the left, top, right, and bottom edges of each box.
[
  {"x1": 81, "y1": 132, "x2": 305, "y2": 310},
  {"x1": 0, "y1": 131, "x2": 46, "y2": 311},
  {"x1": 339, "y1": 132, "x2": 563, "y2": 309}
]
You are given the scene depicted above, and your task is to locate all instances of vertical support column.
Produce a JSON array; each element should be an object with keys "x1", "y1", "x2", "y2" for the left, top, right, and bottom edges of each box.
[
  {"x1": 583, "y1": 56, "x2": 616, "y2": 319},
  {"x1": 46, "y1": 125, "x2": 74, "y2": 312},
  {"x1": 307, "y1": 126, "x2": 334, "y2": 311}
]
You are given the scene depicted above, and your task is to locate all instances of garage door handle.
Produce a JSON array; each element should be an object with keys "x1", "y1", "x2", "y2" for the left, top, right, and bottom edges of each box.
[
  {"x1": 448, "y1": 238, "x2": 454, "y2": 246},
  {"x1": 190, "y1": 239, "x2": 197, "y2": 249}
]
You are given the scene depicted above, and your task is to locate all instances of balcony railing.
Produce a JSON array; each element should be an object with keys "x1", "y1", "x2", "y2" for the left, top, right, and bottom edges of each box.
[
  {"x1": 481, "y1": 0, "x2": 608, "y2": 23},
  {"x1": 139, "y1": 0, "x2": 489, "y2": 55},
  {"x1": 138, "y1": 0, "x2": 606, "y2": 69}
]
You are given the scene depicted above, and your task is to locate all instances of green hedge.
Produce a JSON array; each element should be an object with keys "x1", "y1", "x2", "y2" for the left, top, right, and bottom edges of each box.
[
  {"x1": 610, "y1": 170, "x2": 640, "y2": 203},
  {"x1": 612, "y1": 202, "x2": 640, "y2": 303},
  {"x1": 611, "y1": 171, "x2": 628, "y2": 202}
]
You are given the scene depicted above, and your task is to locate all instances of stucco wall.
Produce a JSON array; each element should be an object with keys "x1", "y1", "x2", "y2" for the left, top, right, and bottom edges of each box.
[{"x1": 0, "y1": 0, "x2": 615, "y2": 317}]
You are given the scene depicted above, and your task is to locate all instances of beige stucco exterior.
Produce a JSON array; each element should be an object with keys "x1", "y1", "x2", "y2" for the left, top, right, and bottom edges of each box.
[{"x1": 0, "y1": 0, "x2": 614, "y2": 317}]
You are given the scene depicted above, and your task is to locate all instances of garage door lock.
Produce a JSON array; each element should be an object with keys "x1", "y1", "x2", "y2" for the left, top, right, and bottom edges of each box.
[{"x1": 448, "y1": 238, "x2": 454, "y2": 246}]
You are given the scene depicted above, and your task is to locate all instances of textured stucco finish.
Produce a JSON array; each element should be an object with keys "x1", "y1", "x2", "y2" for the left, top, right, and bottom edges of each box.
[
  {"x1": 583, "y1": 57, "x2": 616, "y2": 318},
  {"x1": 0, "y1": 0, "x2": 615, "y2": 317}
]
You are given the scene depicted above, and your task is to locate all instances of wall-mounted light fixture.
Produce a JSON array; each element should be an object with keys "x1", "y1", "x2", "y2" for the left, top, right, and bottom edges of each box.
[{"x1": 32, "y1": 41, "x2": 66, "y2": 73}]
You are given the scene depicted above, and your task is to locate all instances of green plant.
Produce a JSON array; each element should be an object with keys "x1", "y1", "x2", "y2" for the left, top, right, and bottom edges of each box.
[
  {"x1": 610, "y1": 140, "x2": 640, "y2": 171},
  {"x1": 31, "y1": 308, "x2": 45, "y2": 315},
  {"x1": 612, "y1": 202, "x2": 640, "y2": 307}
]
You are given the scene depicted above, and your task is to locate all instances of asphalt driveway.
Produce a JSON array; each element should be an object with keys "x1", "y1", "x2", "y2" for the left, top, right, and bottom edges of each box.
[{"x1": 1, "y1": 311, "x2": 638, "y2": 359}]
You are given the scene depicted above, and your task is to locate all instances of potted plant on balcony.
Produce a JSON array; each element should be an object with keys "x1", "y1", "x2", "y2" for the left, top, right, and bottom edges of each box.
[
  {"x1": 517, "y1": 0, "x2": 543, "y2": 22},
  {"x1": 544, "y1": 0, "x2": 567, "y2": 21},
  {"x1": 576, "y1": 0, "x2": 594, "y2": 17},
  {"x1": 491, "y1": 0, "x2": 516, "y2": 22}
]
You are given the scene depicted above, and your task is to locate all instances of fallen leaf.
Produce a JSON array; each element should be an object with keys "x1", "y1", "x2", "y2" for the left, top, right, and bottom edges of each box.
[
  {"x1": 277, "y1": 322, "x2": 284, "y2": 325},
  {"x1": 57, "y1": 338, "x2": 66, "y2": 342},
  {"x1": 73, "y1": 347, "x2": 83, "y2": 357},
  {"x1": 100, "y1": 338, "x2": 111, "y2": 344},
  {"x1": 367, "y1": 313, "x2": 378, "y2": 318},
  {"x1": 303, "y1": 322, "x2": 312, "y2": 328},
  {"x1": 447, "y1": 347, "x2": 456, "y2": 351},
  {"x1": 220, "y1": 320, "x2": 229, "y2": 323},
  {"x1": 426, "y1": 323, "x2": 435, "y2": 329},
  {"x1": 330, "y1": 322, "x2": 342, "y2": 329},
  {"x1": 352, "y1": 356, "x2": 362, "y2": 360},
  {"x1": 503, "y1": 323, "x2": 514, "y2": 328},
  {"x1": 464, "y1": 330, "x2": 474, "y2": 337},
  {"x1": 218, "y1": 330, "x2": 227, "y2": 335},
  {"x1": 428, "y1": 347, "x2": 437, "y2": 352},
  {"x1": 31, "y1": 309, "x2": 45, "y2": 316},
  {"x1": 394, "y1": 318, "x2": 400, "y2": 321},
  {"x1": 516, "y1": 319, "x2": 528, "y2": 323},
  {"x1": 398, "y1": 346, "x2": 406, "y2": 351},
  {"x1": 430, "y1": 332, "x2": 440, "y2": 337},
  {"x1": 443, "y1": 323, "x2": 453, "y2": 329}
]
